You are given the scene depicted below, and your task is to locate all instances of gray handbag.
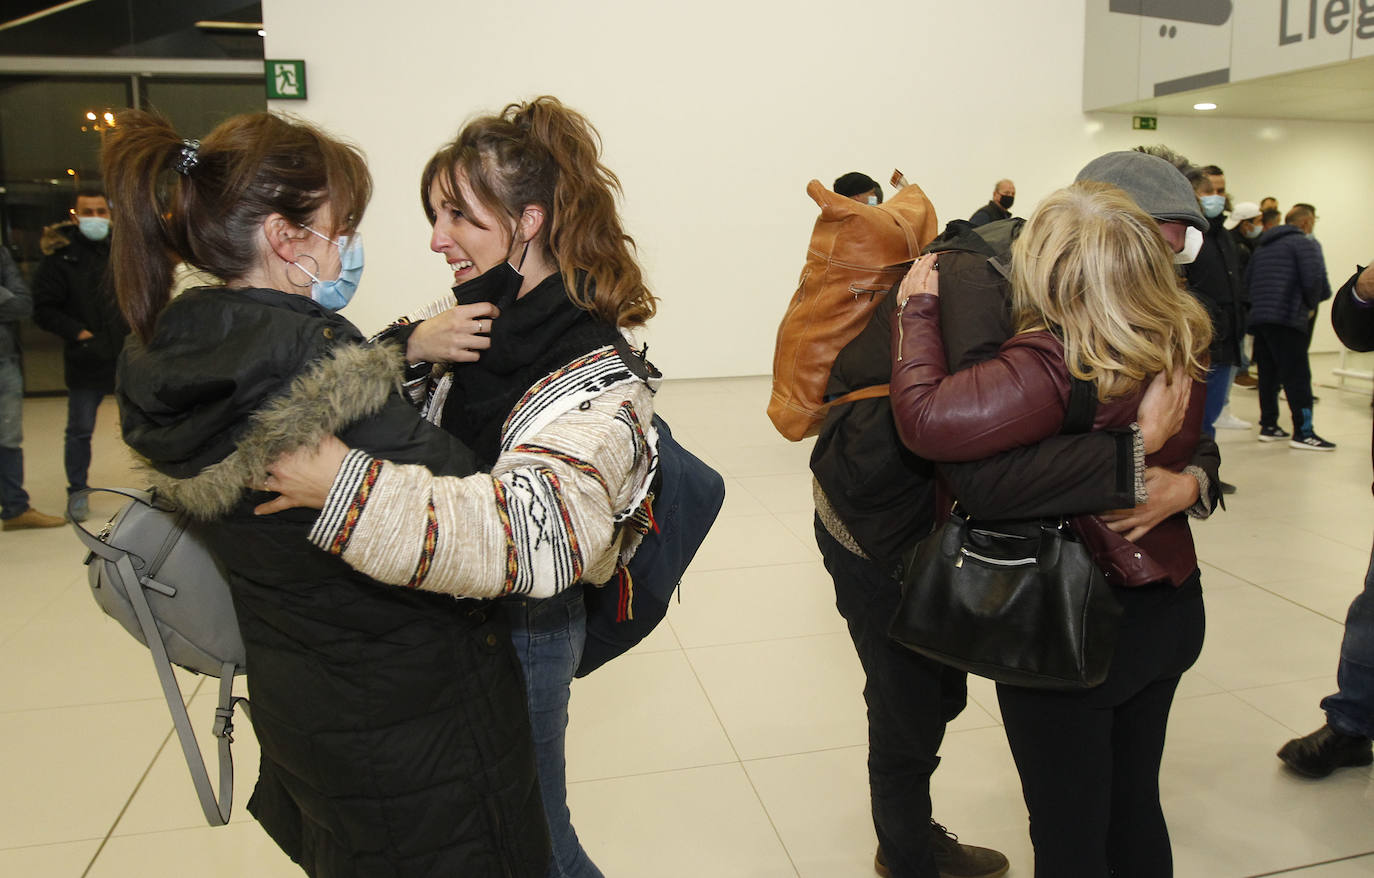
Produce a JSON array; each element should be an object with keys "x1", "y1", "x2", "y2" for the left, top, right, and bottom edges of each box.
[{"x1": 70, "y1": 488, "x2": 247, "y2": 826}]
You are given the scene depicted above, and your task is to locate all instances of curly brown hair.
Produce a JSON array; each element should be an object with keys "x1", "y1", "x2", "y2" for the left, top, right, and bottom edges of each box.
[{"x1": 421, "y1": 96, "x2": 655, "y2": 328}]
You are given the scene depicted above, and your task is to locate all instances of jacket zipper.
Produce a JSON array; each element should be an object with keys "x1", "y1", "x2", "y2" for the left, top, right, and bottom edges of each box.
[
  {"x1": 958, "y1": 547, "x2": 1037, "y2": 568},
  {"x1": 896, "y1": 297, "x2": 908, "y2": 361}
]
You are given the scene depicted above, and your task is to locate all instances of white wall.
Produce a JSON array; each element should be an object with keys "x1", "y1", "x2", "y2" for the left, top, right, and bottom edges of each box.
[{"x1": 262, "y1": 0, "x2": 1373, "y2": 378}]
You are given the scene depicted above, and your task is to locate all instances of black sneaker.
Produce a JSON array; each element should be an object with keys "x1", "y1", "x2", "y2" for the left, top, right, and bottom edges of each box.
[
  {"x1": 1290, "y1": 433, "x2": 1336, "y2": 451},
  {"x1": 930, "y1": 821, "x2": 1009, "y2": 878},
  {"x1": 1257, "y1": 425, "x2": 1290, "y2": 442},
  {"x1": 1278, "y1": 724, "x2": 1372, "y2": 777}
]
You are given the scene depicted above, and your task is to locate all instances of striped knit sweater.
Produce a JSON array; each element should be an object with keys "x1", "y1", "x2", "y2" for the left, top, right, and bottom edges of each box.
[{"x1": 307, "y1": 345, "x2": 658, "y2": 598}]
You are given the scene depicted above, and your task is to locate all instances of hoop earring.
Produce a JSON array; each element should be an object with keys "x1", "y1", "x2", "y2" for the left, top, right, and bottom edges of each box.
[{"x1": 284, "y1": 253, "x2": 319, "y2": 288}]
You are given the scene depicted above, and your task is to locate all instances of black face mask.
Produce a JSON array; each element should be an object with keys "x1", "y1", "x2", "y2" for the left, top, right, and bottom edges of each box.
[
  {"x1": 998, "y1": 193, "x2": 1015, "y2": 210},
  {"x1": 452, "y1": 260, "x2": 523, "y2": 311}
]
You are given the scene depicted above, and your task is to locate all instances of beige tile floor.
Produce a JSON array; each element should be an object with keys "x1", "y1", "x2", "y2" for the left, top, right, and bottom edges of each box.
[{"x1": 4, "y1": 357, "x2": 1374, "y2": 877}]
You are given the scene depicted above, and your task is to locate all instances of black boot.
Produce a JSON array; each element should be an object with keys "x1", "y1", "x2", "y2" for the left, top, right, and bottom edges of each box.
[{"x1": 1278, "y1": 724, "x2": 1373, "y2": 778}]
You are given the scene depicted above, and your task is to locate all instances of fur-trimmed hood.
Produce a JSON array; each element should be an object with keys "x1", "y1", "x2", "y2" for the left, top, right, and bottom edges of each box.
[
  {"x1": 139, "y1": 342, "x2": 401, "y2": 518},
  {"x1": 118, "y1": 287, "x2": 403, "y2": 519}
]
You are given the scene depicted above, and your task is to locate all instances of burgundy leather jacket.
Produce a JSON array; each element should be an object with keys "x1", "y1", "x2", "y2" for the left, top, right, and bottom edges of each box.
[{"x1": 891, "y1": 293, "x2": 1201, "y2": 587}]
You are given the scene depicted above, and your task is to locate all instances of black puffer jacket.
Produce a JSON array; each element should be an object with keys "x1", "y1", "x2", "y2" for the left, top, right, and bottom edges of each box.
[
  {"x1": 32, "y1": 225, "x2": 128, "y2": 391},
  {"x1": 118, "y1": 287, "x2": 550, "y2": 878},
  {"x1": 1183, "y1": 213, "x2": 1244, "y2": 367}
]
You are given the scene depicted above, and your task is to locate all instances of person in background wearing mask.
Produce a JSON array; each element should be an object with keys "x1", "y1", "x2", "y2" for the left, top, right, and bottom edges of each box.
[
  {"x1": 835, "y1": 171, "x2": 884, "y2": 205},
  {"x1": 1203, "y1": 164, "x2": 1232, "y2": 213},
  {"x1": 1225, "y1": 201, "x2": 1264, "y2": 388},
  {"x1": 1226, "y1": 201, "x2": 1264, "y2": 269},
  {"x1": 0, "y1": 246, "x2": 65, "y2": 531},
  {"x1": 1183, "y1": 168, "x2": 1249, "y2": 450},
  {"x1": 32, "y1": 187, "x2": 128, "y2": 522},
  {"x1": 1247, "y1": 203, "x2": 1334, "y2": 449},
  {"x1": 968, "y1": 178, "x2": 1015, "y2": 227}
]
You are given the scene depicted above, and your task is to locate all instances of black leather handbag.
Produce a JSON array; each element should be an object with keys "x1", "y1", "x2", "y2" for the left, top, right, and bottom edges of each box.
[
  {"x1": 887, "y1": 375, "x2": 1122, "y2": 690},
  {"x1": 888, "y1": 507, "x2": 1122, "y2": 689}
]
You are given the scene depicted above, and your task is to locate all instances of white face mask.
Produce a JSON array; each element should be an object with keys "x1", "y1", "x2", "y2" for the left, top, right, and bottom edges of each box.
[{"x1": 1173, "y1": 226, "x2": 1204, "y2": 264}]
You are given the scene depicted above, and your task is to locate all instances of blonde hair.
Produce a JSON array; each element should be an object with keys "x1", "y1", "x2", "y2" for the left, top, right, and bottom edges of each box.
[{"x1": 1010, "y1": 180, "x2": 1211, "y2": 401}]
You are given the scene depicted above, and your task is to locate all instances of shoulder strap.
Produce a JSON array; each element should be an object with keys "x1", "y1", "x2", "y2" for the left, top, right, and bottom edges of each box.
[
  {"x1": 76, "y1": 490, "x2": 245, "y2": 826},
  {"x1": 117, "y1": 547, "x2": 244, "y2": 825},
  {"x1": 1063, "y1": 376, "x2": 1098, "y2": 434}
]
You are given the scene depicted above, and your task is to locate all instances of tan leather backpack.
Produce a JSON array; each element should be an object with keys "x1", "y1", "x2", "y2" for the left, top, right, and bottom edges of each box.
[{"x1": 767, "y1": 179, "x2": 938, "y2": 440}]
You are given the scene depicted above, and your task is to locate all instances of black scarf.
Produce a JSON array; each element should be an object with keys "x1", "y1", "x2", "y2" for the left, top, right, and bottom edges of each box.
[{"x1": 441, "y1": 271, "x2": 619, "y2": 465}]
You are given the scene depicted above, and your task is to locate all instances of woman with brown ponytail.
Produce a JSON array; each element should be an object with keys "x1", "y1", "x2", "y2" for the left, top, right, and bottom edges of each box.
[
  {"x1": 261, "y1": 96, "x2": 661, "y2": 878},
  {"x1": 103, "y1": 110, "x2": 557, "y2": 877}
]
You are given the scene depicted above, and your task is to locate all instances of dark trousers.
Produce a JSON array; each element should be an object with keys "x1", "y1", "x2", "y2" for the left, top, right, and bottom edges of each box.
[
  {"x1": 64, "y1": 388, "x2": 104, "y2": 492},
  {"x1": 1252, "y1": 323, "x2": 1314, "y2": 436},
  {"x1": 0, "y1": 357, "x2": 27, "y2": 519},
  {"x1": 1322, "y1": 536, "x2": 1374, "y2": 739},
  {"x1": 996, "y1": 573, "x2": 1205, "y2": 878},
  {"x1": 815, "y1": 517, "x2": 968, "y2": 878}
]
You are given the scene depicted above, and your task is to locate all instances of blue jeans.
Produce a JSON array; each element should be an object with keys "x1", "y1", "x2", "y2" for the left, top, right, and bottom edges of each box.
[
  {"x1": 1321, "y1": 539, "x2": 1374, "y2": 739},
  {"x1": 1201, "y1": 363, "x2": 1234, "y2": 439},
  {"x1": 0, "y1": 357, "x2": 29, "y2": 519},
  {"x1": 502, "y1": 585, "x2": 603, "y2": 878},
  {"x1": 816, "y1": 517, "x2": 968, "y2": 878},
  {"x1": 64, "y1": 388, "x2": 105, "y2": 493}
]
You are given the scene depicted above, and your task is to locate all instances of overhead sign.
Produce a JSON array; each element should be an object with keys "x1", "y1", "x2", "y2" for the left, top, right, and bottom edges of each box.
[
  {"x1": 1133, "y1": 115, "x2": 1159, "y2": 130},
  {"x1": 265, "y1": 60, "x2": 307, "y2": 100},
  {"x1": 1085, "y1": 0, "x2": 1374, "y2": 110}
]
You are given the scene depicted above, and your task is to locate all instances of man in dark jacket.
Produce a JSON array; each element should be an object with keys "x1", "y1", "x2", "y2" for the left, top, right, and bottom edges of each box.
[
  {"x1": 1225, "y1": 202, "x2": 1263, "y2": 389},
  {"x1": 32, "y1": 188, "x2": 128, "y2": 520},
  {"x1": 968, "y1": 179, "x2": 1015, "y2": 227},
  {"x1": 1278, "y1": 264, "x2": 1374, "y2": 776},
  {"x1": 1183, "y1": 168, "x2": 1249, "y2": 442},
  {"x1": 0, "y1": 246, "x2": 65, "y2": 530},
  {"x1": 1246, "y1": 204, "x2": 1334, "y2": 449}
]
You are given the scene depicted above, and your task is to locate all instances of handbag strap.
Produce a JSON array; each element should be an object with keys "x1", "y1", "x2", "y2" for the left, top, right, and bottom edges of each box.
[
  {"x1": 1062, "y1": 376, "x2": 1098, "y2": 434},
  {"x1": 113, "y1": 550, "x2": 243, "y2": 825}
]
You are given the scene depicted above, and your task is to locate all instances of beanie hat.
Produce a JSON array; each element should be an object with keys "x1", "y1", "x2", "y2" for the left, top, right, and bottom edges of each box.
[
  {"x1": 1223, "y1": 201, "x2": 1262, "y2": 230},
  {"x1": 1074, "y1": 151, "x2": 1207, "y2": 231},
  {"x1": 833, "y1": 172, "x2": 881, "y2": 199}
]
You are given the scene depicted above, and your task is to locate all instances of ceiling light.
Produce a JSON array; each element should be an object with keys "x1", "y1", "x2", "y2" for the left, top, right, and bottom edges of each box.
[{"x1": 1194, "y1": 102, "x2": 1218, "y2": 111}]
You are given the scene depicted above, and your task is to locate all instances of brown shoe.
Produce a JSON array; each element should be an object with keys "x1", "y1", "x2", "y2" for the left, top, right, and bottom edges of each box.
[
  {"x1": 3, "y1": 507, "x2": 66, "y2": 530},
  {"x1": 875, "y1": 824, "x2": 1011, "y2": 878},
  {"x1": 931, "y1": 821, "x2": 1009, "y2": 878},
  {"x1": 1234, "y1": 371, "x2": 1258, "y2": 387},
  {"x1": 874, "y1": 845, "x2": 892, "y2": 878}
]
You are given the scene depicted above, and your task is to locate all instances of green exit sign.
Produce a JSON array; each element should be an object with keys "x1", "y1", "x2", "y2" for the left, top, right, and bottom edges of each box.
[
  {"x1": 1133, "y1": 115, "x2": 1158, "y2": 131},
  {"x1": 265, "y1": 60, "x2": 307, "y2": 100}
]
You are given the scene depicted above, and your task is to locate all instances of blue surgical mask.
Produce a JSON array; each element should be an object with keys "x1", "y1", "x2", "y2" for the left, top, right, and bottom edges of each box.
[
  {"x1": 1200, "y1": 195, "x2": 1226, "y2": 218},
  {"x1": 294, "y1": 227, "x2": 364, "y2": 311},
  {"x1": 77, "y1": 216, "x2": 110, "y2": 241},
  {"x1": 1244, "y1": 224, "x2": 1262, "y2": 239}
]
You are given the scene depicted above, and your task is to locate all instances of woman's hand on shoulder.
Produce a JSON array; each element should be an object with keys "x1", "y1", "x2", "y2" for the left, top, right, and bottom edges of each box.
[
  {"x1": 405, "y1": 302, "x2": 500, "y2": 364},
  {"x1": 1136, "y1": 368, "x2": 1189, "y2": 454},
  {"x1": 254, "y1": 434, "x2": 351, "y2": 514},
  {"x1": 896, "y1": 253, "x2": 939, "y2": 308}
]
